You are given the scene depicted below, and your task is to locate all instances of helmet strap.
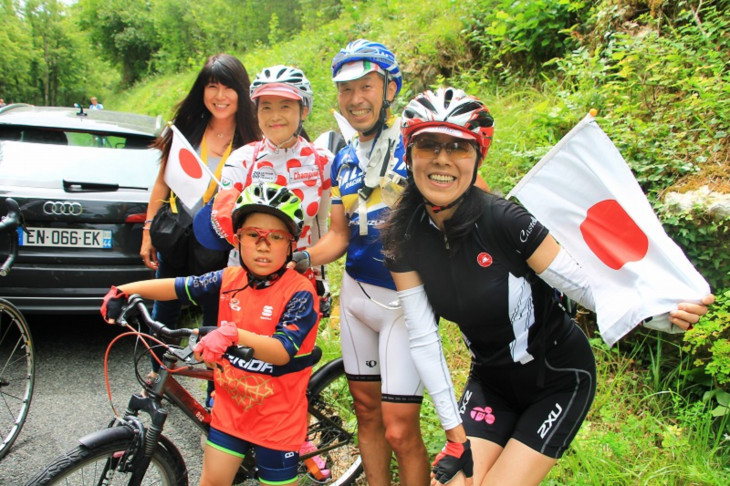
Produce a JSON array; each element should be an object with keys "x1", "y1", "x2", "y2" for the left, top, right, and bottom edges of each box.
[
  {"x1": 361, "y1": 73, "x2": 392, "y2": 138},
  {"x1": 269, "y1": 112, "x2": 303, "y2": 152},
  {"x1": 237, "y1": 243, "x2": 290, "y2": 289},
  {"x1": 423, "y1": 190, "x2": 468, "y2": 214},
  {"x1": 422, "y1": 163, "x2": 479, "y2": 214}
]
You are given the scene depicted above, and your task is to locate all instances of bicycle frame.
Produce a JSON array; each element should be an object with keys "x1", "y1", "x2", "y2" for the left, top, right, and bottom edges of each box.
[
  {"x1": 157, "y1": 364, "x2": 213, "y2": 429},
  {"x1": 84, "y1": 297, "x2": 357, "y2": 485},
  {"x1": 102, "y1": 342, "x2": 211, "y2": 485}
]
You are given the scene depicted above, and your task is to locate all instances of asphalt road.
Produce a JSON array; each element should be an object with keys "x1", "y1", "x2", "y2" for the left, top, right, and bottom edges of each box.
[{"x1": 0, "y1": 314, "x2": 206, "y2": 485}]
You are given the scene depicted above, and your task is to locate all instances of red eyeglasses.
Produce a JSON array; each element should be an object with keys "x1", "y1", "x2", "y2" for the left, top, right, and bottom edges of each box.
[{"x1": 237, "y1": 227, "x2": 294, "y2": 247}]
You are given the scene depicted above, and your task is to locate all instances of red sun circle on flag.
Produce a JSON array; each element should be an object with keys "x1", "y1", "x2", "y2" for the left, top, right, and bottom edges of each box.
[
  {"x1": 580, "y1": 199, "x2": 649, "y2": 270},
  {"x1": 179, "y1": 148, "x2": 203, "y2": 179},
  {"x1": 477, "y1": 252, "x2": 493, "y2": 267}
]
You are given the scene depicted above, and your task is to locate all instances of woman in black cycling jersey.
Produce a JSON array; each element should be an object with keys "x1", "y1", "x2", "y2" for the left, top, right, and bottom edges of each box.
[{"x1": 380, "y1": 87, "x2": 714, "y2": 486}]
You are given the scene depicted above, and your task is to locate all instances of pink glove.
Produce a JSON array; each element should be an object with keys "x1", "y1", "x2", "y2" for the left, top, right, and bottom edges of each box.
[{"x1": 195, "y1": 323, "x2": 239, "y2": 363}]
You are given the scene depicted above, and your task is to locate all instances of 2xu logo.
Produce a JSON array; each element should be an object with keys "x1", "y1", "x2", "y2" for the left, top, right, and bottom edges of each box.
[
  {"x1": 43, "y1": 201, "x2": 83, "y2": 216},
  {"x1": 537, "y1": 403, "x2": 563, "y2": 439}
]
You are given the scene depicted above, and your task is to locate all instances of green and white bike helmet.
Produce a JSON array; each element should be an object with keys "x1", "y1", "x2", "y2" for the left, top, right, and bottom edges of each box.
[{"x1": 232, "y1": 183, "x2": 304, "y2": 239}]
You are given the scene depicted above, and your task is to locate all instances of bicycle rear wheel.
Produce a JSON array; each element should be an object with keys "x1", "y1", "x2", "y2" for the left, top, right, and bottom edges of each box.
[
  {"x1": 301, "y1": 358, "x2": 363, "y2": 485},
  {"x1": 24, "y1": 436, "x2": 188, "y2": 486},
  {"x1": 0, "y1": 298, "x2": 35, "y2": 460}
]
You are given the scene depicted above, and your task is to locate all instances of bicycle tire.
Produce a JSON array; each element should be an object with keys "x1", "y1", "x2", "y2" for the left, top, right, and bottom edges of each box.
[
  {"x1": 302, "y1": 358, "x2": 363, "y2": 485},
  {"x1": 24, "y1": 435, "x2": 188, "y2": 486},
  {"x1": 0, "y1": 298, "x2": 35, "y2": 460}
]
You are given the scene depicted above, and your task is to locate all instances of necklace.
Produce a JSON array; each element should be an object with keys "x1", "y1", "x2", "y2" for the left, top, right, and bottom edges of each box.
[{"x1": 207, "y1": 123, "x2": 234, "y2": 141}]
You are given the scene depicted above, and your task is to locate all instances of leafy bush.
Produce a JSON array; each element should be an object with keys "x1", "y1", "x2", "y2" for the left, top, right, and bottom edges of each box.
[
  {"x1": 544, "y1": 0, "x2": 730, "y2": 200},
  {"x1": 684, "y1": 289, "x2": 730, "y2": 388},
  {"x1": 463, "y1": 0, "x2": 590, "y2": 81},
  {"x1": 659, "y1": 208, "x2": 730, "y2": 291}
]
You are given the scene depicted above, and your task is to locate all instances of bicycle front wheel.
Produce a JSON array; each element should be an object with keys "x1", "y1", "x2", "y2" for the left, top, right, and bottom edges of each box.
[
  {"x1": 25, "y1": 437, "x2": 188, "y2": 486},
  {"x1": 302, "y1": 358, "x2": 363, "y2": 485},
  {"x1": 0, "y1": 298, "x2": 35, "y2": 460}
]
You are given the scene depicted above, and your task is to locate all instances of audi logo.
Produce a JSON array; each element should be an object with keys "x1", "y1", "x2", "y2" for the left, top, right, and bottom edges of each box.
[{"x1": 43, "y1": 201, "x2": 83, "y2": 216}]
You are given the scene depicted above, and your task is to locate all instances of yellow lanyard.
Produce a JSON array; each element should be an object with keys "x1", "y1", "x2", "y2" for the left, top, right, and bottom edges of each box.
[
  {"x1": 200, "y1": 134, "x2": 233, "y2": 203},
  {"x1": 169, "y1": 134, "x2": 232, "y2": 213}
]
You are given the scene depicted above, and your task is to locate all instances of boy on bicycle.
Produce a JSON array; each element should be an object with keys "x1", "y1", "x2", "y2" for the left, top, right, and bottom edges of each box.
[{"x1": 102, "y1": 183, "x2": 320, "y2": 486}]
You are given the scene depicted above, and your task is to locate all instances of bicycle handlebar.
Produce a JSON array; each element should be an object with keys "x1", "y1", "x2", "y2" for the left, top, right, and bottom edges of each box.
[
  {"x1": 119, "y1": 294, "x2": 254, "y2": 361},
  {"x1": 0, "y1": 198, "x2": 24, "y2": 277}
]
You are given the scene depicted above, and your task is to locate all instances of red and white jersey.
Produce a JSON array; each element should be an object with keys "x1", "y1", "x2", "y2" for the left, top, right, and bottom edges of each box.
[{"x1": 221, "y1": 137, "x2": 333, "y2": 252}]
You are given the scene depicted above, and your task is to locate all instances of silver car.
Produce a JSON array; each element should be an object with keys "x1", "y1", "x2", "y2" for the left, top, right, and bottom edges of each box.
[{"x1": 0, "y1": 104, "x2": 163, "y2": 313}]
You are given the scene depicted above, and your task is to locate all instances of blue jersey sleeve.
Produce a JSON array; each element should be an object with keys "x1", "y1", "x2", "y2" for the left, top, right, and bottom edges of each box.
[
  {"x1": 175, "y1": 270, "x2": 224, "y2": 310},
  {"x1": 271, "y1": 290, "x2": 319, "y2": 358}
]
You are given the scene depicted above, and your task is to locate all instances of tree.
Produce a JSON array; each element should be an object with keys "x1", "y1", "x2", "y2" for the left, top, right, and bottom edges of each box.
[
  {"x1": 77, "y1": 0, "x2": 160, "y2": 85},
  {"x1": 24, "y1": 0, "x2": 93, "y2": 106},
  {"x1": 0, "y1": 0, "x2": 34, "y2": 104}
]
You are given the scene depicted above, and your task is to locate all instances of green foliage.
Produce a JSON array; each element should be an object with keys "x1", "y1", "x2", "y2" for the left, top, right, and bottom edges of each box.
[
  {"x1": 0, "y1": 0, "x2": 103, "y2": 106},
  {"x1": 683, "y1": 289, "x2": 730, "y2": 388},
  {"x1": 544, "y1": 0, "x2": 729, "y2": 199},
  {"x1": 76, "y1": 0, "x2": 160, "y2": 86},
  {"x1": 0, "y1": 0, "x2": 34, "y2": 104},
  {"x1": 544, "y1": 333, "x2": 730, "y2": 484},
  {"x1": 463, "y1": 0, "x2": 590, "y2": 81},
  {"x1": 660, "y1": 208, "x2": 730, "y2": 291}
]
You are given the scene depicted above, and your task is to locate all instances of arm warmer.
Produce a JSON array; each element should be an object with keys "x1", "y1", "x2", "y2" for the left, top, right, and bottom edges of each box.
[
  {"x1": 397, "y1": 285, "x2": 461, "y2": 430},
  {"x1": 537, "y1": 248, "x2": 682, "y2": 332},
  {"x1": 536, "y1": 247, "x2": 596, "y2": 312}
]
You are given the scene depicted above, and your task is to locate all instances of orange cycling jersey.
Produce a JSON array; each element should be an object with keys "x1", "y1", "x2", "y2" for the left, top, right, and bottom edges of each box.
[{"x1": 176, "y1": 266, "x2": 319, "y2": 451}]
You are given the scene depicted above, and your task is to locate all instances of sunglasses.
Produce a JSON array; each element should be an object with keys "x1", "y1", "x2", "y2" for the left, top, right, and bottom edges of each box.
[
  {"x1": 410, "y1": 137, "x2": 476, "y2": 159},
  {"x1": 238, "y1": 227, "x2": 294, "y2": 247}
]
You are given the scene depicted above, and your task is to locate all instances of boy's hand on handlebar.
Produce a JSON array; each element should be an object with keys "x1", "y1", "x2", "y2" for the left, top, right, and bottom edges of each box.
[
  {"x1": 432, "y1": 439, "x2": 473, "y2": 485},
  {"x1": 194, "y1": 323, "x2": 240, "y2": 363},
  {"x1": 101, "y1": 286, "x2": 127, "y2": 323}
]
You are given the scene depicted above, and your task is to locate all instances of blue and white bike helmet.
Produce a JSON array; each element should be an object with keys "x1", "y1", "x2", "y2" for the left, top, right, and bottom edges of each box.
[{"x1": 331, "y1": 39, "x2": 402, "y2": 96}]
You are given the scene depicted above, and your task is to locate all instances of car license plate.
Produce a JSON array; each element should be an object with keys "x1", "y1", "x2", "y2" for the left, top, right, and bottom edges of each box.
[{"x1": 19, "y1": 227, "x2": 113, "y2": 249}]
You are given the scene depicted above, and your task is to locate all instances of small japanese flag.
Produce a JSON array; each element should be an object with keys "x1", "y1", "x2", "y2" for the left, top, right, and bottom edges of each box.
[
  {"x1": 164, "y1": 125, "x2": 217, "y2": 210},
  {"x1": 508, "y1": 112, "x2": 710, "y2": 345}
]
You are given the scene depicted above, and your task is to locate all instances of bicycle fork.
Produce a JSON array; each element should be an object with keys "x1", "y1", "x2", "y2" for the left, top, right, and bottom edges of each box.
[{"x1": 100, "y1": 393, "x2": 170, "y2": 486}]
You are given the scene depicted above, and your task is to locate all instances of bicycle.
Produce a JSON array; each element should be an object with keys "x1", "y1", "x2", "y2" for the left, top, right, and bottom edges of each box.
[
  {"x1": 25, "y1": 295, "x2": 363, "y2": 485},
  {"x1": 0, "y1": 197, "x2": 36, "y2": 461}
]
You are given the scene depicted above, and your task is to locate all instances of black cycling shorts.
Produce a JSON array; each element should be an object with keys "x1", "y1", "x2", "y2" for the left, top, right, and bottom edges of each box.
[{"x1": 458, "y1": 324, "x2": 596, "y2": 458}]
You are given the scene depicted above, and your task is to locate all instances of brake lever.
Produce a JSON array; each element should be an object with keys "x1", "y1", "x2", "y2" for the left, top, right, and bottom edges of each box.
[{"x1": 170, "y1": 332, "x2": 200, "y2": 363}]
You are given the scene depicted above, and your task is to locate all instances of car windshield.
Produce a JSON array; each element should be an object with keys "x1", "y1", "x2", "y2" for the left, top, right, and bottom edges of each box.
[{"x1": 0, "y1": 125, "x2": 152, "y2": 149}]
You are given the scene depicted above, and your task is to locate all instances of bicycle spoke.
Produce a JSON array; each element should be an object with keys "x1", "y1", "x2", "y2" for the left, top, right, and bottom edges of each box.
[{"x1": 0, "y1": 300, "x2": 35, "y2": 460}]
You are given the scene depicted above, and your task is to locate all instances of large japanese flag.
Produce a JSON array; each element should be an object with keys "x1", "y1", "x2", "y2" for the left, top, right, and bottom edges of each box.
[
  {"x1": 164, "y1": 125, "x2": 217, "y2": 210},
  {"x1": 507, "y1": 112, "x2": 710, "y2": 346}
]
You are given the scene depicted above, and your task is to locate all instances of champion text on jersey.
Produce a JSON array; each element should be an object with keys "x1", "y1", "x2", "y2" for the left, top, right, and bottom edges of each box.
[{"x1": 290, "y1": 166, "x2": 320, "y2": 182}]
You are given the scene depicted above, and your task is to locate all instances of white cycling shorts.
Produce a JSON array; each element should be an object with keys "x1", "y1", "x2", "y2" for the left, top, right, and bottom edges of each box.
[{"x1": 338, "y1": 272, "x2": 424, "y2": 402}]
